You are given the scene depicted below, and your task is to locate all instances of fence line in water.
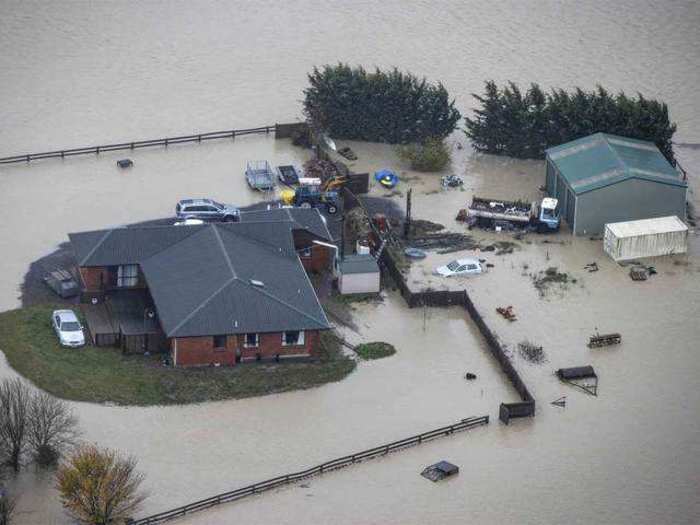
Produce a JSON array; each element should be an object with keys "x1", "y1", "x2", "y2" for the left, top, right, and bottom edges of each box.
[
  {"x1": 0, "y1": 123, "x2": 306, "y2": 165},
  {"x1": 129, "y1": 415, "x2": 489, "y2": 525}
]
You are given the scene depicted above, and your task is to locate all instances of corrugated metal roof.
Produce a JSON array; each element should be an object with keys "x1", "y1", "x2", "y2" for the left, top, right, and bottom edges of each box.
[
  {"x1": 545, "y1": 133, "x2": 686, "y2": 195},
  {"x1": 605, "y1": 215, "x2": 688, "y2": 238},
  {"x1": 340, "y1": 254, "x2": 379, "y2": 275}
]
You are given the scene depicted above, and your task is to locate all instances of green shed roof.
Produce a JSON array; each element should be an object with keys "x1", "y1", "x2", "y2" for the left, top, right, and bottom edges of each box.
[{"x1": 545, "y1": 133, "x2": 686, "y2": 195}]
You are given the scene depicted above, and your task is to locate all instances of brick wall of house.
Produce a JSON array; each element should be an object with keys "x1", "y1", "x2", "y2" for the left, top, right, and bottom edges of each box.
[
  {"x1": 238, "y1": 331, "x2": 319, "y2": 362},
  {"x1": 172, "y1": 335, "x2": 238, "y2": 367},
  {"x1": 300, "y1": 245, "x2": 332, "y2": 273},
  {"x1": 172, "y1": 330, "x2": 321, "y2": 366},
  {"x1": 79, "y1": 267, "x2": 111, "y2": 292}
]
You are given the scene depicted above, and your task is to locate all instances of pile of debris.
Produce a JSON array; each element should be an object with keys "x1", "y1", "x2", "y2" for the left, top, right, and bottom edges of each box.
[
  {"x1": 496, "y1": 306, "x2": 517, "y2": 322},
  {"x1": 532, "y1": 266, "x2": 572, "y2": 297},
  {"x1": 409, "y1": 232, "x2": 480, "y2": 254},
  {"x1": 303, "y1": 158, "x2": 341, "y2": 181},
  {"x1": 518, "y1": 340, "x2": 546, "y2": 364}
]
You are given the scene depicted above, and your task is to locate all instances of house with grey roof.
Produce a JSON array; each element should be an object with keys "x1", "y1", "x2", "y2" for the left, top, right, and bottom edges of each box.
[
  {"x1": 545, "y1": 133, "x2": 687, "y2": 235},
  {"x1": 69, "y1": 209, "x2": 334, "y2": 367}
]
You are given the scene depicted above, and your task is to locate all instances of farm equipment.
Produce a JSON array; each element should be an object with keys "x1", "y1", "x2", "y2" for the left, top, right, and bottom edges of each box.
[
  {"x1": 245, "y1": 160, "x2": 275, "y2": 191},
  {"x1": 281, "y1": 184, "x2": 340, "y2": 214},
  {"x1": 463, "y1": 196, "x2": 560, "y2": 232}
]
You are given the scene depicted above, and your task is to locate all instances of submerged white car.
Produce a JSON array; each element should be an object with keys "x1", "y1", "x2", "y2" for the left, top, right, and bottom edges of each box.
[
  {"x1": 435, "y1": 258, "x2": 483, "y2": 277},
  {"x1": 52, "y1": 309, "x2": 86, "y2": 347}
]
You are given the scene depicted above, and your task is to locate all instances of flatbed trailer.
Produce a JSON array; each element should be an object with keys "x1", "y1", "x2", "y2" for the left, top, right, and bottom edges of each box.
[{"x1": 245, "y1": 160, "x2": 275, "y2": 191}]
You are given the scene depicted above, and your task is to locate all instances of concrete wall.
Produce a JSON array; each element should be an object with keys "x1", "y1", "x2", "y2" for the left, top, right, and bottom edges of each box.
[
  {"x1": 172, "y1": 330, "x2": 321, "y2": 367},
  {"x1": 574, "y1": 178, "x2": 687, "y2": 235},
  {"x1": 339, "y1": 272, "x2": 380, "y2": 294}
]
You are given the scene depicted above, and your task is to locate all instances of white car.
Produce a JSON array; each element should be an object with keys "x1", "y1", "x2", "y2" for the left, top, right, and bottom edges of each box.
[
  {"x1": 52, "y1": 310, "x2": 86, "y2": 347},
  {"x1": 435, "y1": 258, "x2": 483, "y2": 277}
]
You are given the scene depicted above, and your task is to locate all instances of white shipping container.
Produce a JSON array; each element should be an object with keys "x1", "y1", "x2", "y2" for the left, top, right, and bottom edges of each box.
[{"x1": 603, "y1": 216, "x2": 688, "y2": 262}]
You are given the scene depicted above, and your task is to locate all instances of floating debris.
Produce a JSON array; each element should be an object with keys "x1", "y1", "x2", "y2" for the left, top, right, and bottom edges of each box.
[
  {"x1": 518, "y1": 340, "x2": 546, "y2": 364},
  {"x1": 584, "y1": 262, "x2": 599, "y2": 272},
  {"x1": 629, "y1": 267, "x2": 649, "y2": 281},
  {"x1": 421, "y1": 461, "x2": 459, "y2": 482},
  {"x1": 496, "y1": 306, "x2": 517, "y2": 322},
  {"x1": 117, "y1": 158, "x2": 133, "y2": 168},
  {"x1": 551, "y1": 396, "x2": 567, "y2": 408},
  {"x1": 556, "y1": 366, "x2": 598, "y2": 396},
  {"x1": 465, "y1": 372, "x2": 477, "y2": 380},
  {"x1": 588, "y1": 332, "x2": 622, "y2": 348}
]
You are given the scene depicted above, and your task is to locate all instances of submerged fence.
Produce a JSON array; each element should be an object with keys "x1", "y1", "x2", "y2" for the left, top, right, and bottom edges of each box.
[
  {"x1": 379, "y1": 249, "x2": 535, "y2": 424},
  {"x1": 0, "y1": 123, "x2": 305, "y2": 165},
  {"x1": 129, "y1": 415, "x2": 488, "y2": 525}
]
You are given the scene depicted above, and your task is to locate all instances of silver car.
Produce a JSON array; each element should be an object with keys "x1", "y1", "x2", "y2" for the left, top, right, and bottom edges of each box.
[
  {"x1": 175, "y1": 199, "x2": 240, "y2": 222},
  {"x1": 52, "y1": 310, "x2": 86, "y2": 347}
]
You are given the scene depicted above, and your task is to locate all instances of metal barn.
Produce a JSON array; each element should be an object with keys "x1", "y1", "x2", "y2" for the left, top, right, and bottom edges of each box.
[{"x1": 545, "y1": 133, "x2": 687, "y2": 235}]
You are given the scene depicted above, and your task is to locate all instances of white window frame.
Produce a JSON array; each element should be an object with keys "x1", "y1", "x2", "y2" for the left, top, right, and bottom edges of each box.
[
  {"x1": 282, "y1": 330, "x2": 305, "y2": 347},
  {"x1": 117, "y1": 264, "x2": 139, "y2": 287},
  {"x1": 244, "y1": 333, "x2": 259, "y2": 348}
]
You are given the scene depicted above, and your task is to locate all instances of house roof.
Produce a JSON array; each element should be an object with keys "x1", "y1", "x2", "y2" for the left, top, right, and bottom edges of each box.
[
  {"x1": 69, "y1": 221, "x2": 330, "y2": 338},
  {"x1": 545, "y1": 133, "x2": 686, "y2": 195},
  {"x1": 340, "y1": 254, "x2": 379, "y2": 275},
  {"x1": 239, "y1": 207, "x2": 333, "y2": 242}
]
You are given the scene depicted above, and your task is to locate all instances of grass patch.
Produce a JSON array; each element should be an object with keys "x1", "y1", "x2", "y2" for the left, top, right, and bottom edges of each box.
[
  {"x1": 355, "y1": 342, "x2": 396, "y2": 360},
  {"x1": 0, "y1": 305, "x2": 356, "y2": 406}
]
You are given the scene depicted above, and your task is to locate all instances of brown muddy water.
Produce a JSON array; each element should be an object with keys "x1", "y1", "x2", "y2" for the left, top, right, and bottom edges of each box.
[{"x1": 1, "y1": 1, "x2": 700, "y2": 524}]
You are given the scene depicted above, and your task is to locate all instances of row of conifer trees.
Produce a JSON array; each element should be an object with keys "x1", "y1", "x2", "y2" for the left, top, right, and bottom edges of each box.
[{"x1": 303, "y1": 65, "x2": 676, "y2": 164}]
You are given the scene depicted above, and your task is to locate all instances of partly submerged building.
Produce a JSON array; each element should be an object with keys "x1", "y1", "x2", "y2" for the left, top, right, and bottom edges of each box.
[
  {"x1": 69, "y1": 209, "x2": 333, "y2": 366},
  {"x1": 545, "y1": 133, "x2": 687, "y2": 235}
]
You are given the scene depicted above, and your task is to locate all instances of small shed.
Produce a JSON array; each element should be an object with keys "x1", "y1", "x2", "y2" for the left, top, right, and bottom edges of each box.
[
  {"x1": 338, "y1": 254, "x2": 380, "y2": 295},
  {"x1": 604, "y1": 216, "x2": 688, "y2": 261},
  {"x1": 545, "y1": 133, "x2": 687, "y2": 235}
]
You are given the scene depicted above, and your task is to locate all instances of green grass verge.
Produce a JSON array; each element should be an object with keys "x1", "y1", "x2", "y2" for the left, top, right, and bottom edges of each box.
[
  {"x1": 0, "y1": 305, "x2": 356, "y2": 406},
  {"x1": 355, "y1": 342, "x2": 396, "y2": 360}
]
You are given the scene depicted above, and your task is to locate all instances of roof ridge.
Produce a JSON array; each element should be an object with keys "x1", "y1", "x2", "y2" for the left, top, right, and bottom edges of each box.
[
  {"x1": 212, "y1": 225, "x2": 237, "y2": 279},
  {"x1": 168, "y1": 275, "x2": 237, "y2": 337},
  {"x1": 79, "y1": 229, "x2": 114, "y2": 266},
  {"x1": 138, "y1": 225, "x2": 211, "y2": 264},
  {"x1": 603, "y1": 134, "x2": 628, "y2": 174},
  {"x1": 234, "y1": 276, "x2": 329, "y2": 329},
  {"x1": 217, "y1": 222, "x2": 296, "y2": 258}
]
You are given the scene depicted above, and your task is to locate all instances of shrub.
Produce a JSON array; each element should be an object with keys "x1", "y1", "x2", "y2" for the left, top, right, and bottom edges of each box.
[
  {"x1": 304, "y1": 64, "x2": 460, "y2": 144},
  {"x1": 56, "y1": 445, "x2": 146, "y2": 525},
  {"x1": 356, "y1": 342, "x2": 396, "y2": 360},
  {"x1": 465, "y1": 81, "x2": 676, "y2": 164},
  {"x1": 397, "y1": 138, "x2": 451, "y2": 172}
]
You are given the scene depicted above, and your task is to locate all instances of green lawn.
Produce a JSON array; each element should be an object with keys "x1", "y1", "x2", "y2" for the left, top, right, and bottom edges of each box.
[
  {"x1": 0, "y1": 305, "x2": 356, "y2": 406},
  {"x1": 355, "y1": 342, "x2": 396, "y2": 360}
]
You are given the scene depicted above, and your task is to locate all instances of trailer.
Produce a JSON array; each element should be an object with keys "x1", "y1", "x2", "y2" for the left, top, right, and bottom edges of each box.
[
  {"x1": 466, "y1": 196, "x2": 560, "y2": 232},
  {"x1": 276, "y1": 164, "x2": 301, "y2": 186},
  {"x1": 245, "y1": 160, "x2": 275, "y2": 191}
]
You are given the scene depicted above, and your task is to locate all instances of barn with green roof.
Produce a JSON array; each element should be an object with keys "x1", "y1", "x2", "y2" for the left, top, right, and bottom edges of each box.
[{"x1": 545, "y1": 133, "x2": 687, "y2": 235}]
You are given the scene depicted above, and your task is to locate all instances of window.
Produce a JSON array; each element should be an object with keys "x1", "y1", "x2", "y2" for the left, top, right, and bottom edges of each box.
[
  {"x1": 244, "y1": 333, "x2": 259, "y2": 348},
  {"x1": 299, "y1": 246, "x2": 312, "y2": 257},
  {"x1": 213, "y1": 335, "x2": 227, "y2": 348},
  {"x1": 466, "y1": 264, "x2": 477, "y2": 271},
  {"x1": 282, "y1": 330, "x2": 305, "y2": 346},
  {"x1": 117, "y1": 264, "x2": 139, "y2": 287},
  {"x1": 447, "y1": 261, "x2": 460, "y2": 271}
]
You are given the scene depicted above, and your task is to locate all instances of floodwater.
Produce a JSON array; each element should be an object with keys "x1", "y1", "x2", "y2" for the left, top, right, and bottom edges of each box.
[{"x1": 1, "y1": 1, "x2": 699, "y2": 524}]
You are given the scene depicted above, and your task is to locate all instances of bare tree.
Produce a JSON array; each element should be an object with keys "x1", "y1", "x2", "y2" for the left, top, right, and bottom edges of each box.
[
  {"x1": 0, "y1": 487, "x2": 16, "y2": 525},
  {"x1": 0, "y1": 379, "x2": 31, "y2": 472},
  {"x1": 28, "y1": 391, "x2": 79, "y2": 466},
  {"x1": 56, "y1": 445, "x2": 147, "y2": 525}
]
